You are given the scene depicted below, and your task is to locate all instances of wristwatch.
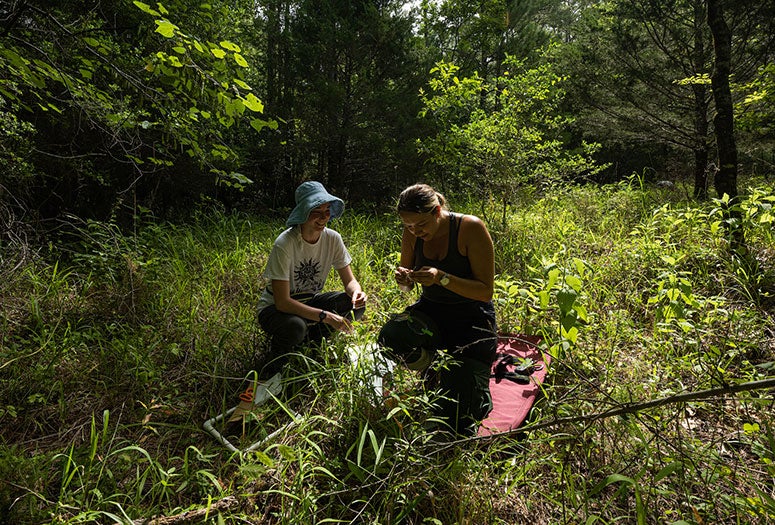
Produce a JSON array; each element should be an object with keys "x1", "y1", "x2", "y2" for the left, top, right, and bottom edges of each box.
[
  {"x1": 318, "y1": 310, "x2": 327, "y2": 323},
  {"x1": 439, "y1": 272, "x2": 450, "y2": 287}
]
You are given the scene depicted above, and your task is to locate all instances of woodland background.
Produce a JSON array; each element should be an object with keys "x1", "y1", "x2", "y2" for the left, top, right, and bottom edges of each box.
[
  {"x1": 2, "y1": 0, "x2": 774, "y2": 224},
  {"x1": 2, "y1": 1, "x2": 775, "y2": 524}
]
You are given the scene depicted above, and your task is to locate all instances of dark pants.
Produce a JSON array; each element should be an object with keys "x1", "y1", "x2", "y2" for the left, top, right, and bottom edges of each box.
[
  {"x1": 257, "y1": 292, "x2": 365, "y2": 377},
  {"x1": 378, "y1": 299, "x2": 497, "y2": 435}
]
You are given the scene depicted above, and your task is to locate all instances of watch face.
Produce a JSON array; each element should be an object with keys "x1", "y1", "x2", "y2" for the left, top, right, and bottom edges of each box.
[
  {"x1": 319, "y1": 311, "x2": 327, "y2": 322},
  {"x1": 440, "y1": 274, "x2": 450, "y2": 286}
]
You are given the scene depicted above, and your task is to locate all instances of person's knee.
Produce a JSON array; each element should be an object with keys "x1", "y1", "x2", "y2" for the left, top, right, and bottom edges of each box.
[
  {"x1": 274, "y1": 316, "x2": 307, "y2": 346},
  {"x1": 378, "y1": 318, "x2": 433, "y2": 370},
  {"x1": 331, "y1": 293, "x2": 366, "y2": 321}
]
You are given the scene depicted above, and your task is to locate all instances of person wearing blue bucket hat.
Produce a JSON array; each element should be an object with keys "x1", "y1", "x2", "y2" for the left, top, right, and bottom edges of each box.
[{"x1": 256, "y1": 181, "x2": 367, "y2": 376}]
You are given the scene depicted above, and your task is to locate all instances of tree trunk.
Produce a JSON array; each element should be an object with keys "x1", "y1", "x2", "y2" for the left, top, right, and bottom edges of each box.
[
  {"x1": 691, "y1": 0, "x2": 710, "y2": 200},
  {"x1": 707, "y1": 0, "x2": 744, "y2": 249}
]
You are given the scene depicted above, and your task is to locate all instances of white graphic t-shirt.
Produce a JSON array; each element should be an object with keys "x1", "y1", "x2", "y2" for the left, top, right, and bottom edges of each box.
[{"x1": 257, "y1": 226, "x2": 352, "y2": 312}]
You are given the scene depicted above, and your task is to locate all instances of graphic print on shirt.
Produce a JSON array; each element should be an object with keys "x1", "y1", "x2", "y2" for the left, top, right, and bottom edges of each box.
[{"x1": 293, "y1": 258, "x2": 321, "y2": 293}]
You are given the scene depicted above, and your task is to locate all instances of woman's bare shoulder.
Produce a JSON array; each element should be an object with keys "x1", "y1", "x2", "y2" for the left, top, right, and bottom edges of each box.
[{"x1": 458, "y1": 213, "x2": 488, "y2": 234}]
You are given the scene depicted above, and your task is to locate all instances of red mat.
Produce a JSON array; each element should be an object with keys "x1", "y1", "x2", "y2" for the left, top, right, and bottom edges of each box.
[{"x1": 478, "y1": 334, "x2": 549, "y2": 436}]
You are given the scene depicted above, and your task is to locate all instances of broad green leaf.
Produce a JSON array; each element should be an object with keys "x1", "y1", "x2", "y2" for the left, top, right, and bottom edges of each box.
[
  {"x1": 243, "y1": 93, "x2": 263, "y2": 113},
  {"x1": 565, "y1": 274, "x2": 582, "y2": 292},
  {"x1": 234, "y1": 79, "x2": 252, "y2": 90},
  {"x1": 573, "y1": 304, "x2": 588, "y2": 323},
  {"x1": 233, "y1": 53, "x2": 248, "y2": 68},
  {"x1": 556, "y1": 289, "x2": 577, "y2": 314},
  {"x1": 538, "y1": 290, "x2": 550, "y2": 310},
  {"x1": 154, "y1": 20, "x2": 177, "y2": 38},
  {"x1": 547, "y1": 268, "x2": 560, "y2": 289},
  {"x1": 224, "y1": 172, "x2": 253, "y2": 185},
  {"x1": 276, "y1": 444, "x2": 295, "y2": 461},
  {"x1": 133, "y1": 1, "x2": 161, "y2": 16},
  {"x1": 250, "y1": 450, "x2": 274, "y2": 468},
  {"x1": 220, "y1": 40, "x2": 241, "y2": 52},
  {"x1": 660, "y1": 255, "x2": 676, "y2": 265},
  {"x1": 210, "y1": 48, "x2": 226, "y2": 59},
  {"x1": 573, "y1": 257, "x2": 586, "y2": 278},
  {"x1": 561, "y1": 324, "x2": 578, "y2": 343}
]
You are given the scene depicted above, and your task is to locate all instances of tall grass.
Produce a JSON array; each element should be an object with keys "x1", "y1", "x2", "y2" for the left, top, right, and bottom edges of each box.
[{"x1": 1, "y1": 180, "x2": 773, "y2": 524}]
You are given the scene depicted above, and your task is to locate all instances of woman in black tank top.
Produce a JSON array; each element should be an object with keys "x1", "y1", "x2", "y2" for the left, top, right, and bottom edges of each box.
[{"x1": 378, "y1": 183, "x2": 497, "y2": 436}]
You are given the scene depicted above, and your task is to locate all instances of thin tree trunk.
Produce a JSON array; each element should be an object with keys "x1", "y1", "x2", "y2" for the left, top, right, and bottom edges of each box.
[
  {"x1": 692, "y1": 0, "x2": 710, "y2": 200},
  {"x1": 707, "y1": 0, "x2": 744, "y2": 249}
]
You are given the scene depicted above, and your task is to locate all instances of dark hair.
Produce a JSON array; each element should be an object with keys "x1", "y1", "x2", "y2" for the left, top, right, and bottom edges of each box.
[{"x1": 397, "y1": 183, "x2": 448, "y2": 214}]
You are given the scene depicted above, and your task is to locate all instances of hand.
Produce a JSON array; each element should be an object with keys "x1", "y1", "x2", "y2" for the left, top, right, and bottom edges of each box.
[
  {"x1": 351, "y1": 290, "x2": 367, "y2": 309},
  {"x1": 407, "y1": 266, "x2": 442, "y2": 287},
  {"x1": 395, "y1": 266, "x2": 414, "y2": 288},
  {"x1": 324, "y1": 311, "x2": 353, "y2": 333}
]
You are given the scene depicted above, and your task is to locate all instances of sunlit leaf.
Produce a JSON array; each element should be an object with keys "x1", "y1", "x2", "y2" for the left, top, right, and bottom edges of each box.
[{"x1": 154, "y1": 20, "x2": 177, "y2": 38}]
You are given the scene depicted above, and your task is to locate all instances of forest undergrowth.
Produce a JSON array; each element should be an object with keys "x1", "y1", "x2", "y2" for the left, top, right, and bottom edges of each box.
[{"x1": 1, "y1": 178, "x2": 774, "y2": 524}]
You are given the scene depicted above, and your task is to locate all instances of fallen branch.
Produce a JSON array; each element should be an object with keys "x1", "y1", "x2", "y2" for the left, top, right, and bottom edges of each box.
[
  {"x1": 132, "y1": 496, "x2": 239, "y2": 525},
  {"x1": 438, "y1": 377, "x2": 775, "y2": 449}
]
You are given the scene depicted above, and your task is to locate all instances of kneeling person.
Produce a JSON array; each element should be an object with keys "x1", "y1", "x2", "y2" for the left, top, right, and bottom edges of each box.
[
  {"x1": 257, "y1": 181, "x2": 368, "y2": 376},
  {"x1": 379, "y1": 183, "x2": 497, "y2": 436}
]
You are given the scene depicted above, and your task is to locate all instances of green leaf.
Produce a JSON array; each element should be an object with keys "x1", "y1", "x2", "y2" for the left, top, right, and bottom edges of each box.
[
  {"x1": 547, "y1": 268, "x2": 560, "y2": 289},
  {"x1": 251, "y1": 119, "x2": 268, "y2": 132},
  {"x1": 133, "y1": 1, "x2": 161, "y2": 16},
  {"x1": 590, "y1": 473, "x2": 636, "y2": 496},
  {"x1": 243, "y1": 93, "x2": 263, "y2": 113},
  {"x1": 654, "y1": 461, "x2": 683, "y2": 482},
  {"x1": 565, "y1": 274, "x2": 582, "y2": 292},
  {"x1": 210, "y1": 47, "x2": 226, "y2": 59},
  {"x1": 250, "y1": 450, "x2": 275, "y2": 468},
  {"x1": 233, "y1": 53, "x2": 248, "y2": 68},
  {"x1": 220, "y1": 40, "x2": 241, "y2": 52},
  {"x1": 154, "y1": 20, "x2": 177, "y2": 38},
  {"x1": 234, "y1": 79, "x2": 252, "y2": 90},
  {"x1": 276, "y1": 444, "x2": 295, "y2": 461},
  {"x1": 557, "y1": 289, "x2": 577, "y2": 314}
]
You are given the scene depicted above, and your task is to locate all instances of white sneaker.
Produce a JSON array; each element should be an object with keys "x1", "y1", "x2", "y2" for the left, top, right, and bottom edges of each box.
[{"x1": 253, "y1": 372, "x2": 283, "y2": 406}]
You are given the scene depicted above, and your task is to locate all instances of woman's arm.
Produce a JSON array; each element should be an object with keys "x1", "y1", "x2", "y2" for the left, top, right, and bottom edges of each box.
[
  {"x1": 455, "y1": 215, "x2": 495, "y2": 302},
  {"x1": 394, "y1": 227, "x2": 417, "y2": 288},
  {"x1": 337, "y1": 265, "x2": 367, "y2": 309},
  {"x1": 272, "y1": 279, "x2": 353, "y2": 332}
]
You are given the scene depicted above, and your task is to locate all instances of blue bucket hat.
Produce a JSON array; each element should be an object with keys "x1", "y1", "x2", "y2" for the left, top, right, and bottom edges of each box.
[{"x1": 286, "y1": 181, "x2": 345, "y2": 227}]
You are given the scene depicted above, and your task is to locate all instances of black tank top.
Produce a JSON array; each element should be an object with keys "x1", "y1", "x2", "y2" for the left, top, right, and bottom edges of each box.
[{"x1": 413, "y1": 213, "x2": 474, "y2": 304}]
